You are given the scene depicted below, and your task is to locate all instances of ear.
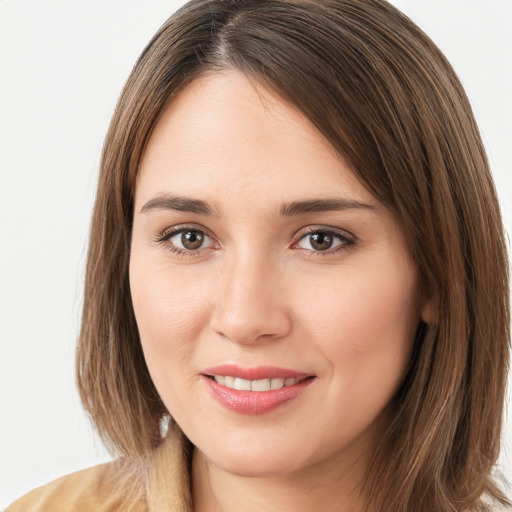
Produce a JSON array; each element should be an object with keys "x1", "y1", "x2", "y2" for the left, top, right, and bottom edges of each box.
[{"x1": 420, "y1": 296, "x2": 435, "y2": 325}]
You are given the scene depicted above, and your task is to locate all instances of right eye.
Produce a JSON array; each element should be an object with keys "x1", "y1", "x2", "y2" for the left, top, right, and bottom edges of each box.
[{"x1": 157, "y1": 226, "x2": 216, "y2": 256}]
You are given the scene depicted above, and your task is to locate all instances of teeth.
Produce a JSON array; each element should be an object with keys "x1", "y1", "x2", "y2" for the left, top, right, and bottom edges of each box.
[
  {"x1": 235, "y1": 377, "x2": 251, "y2": 391},
  {"x1": 270, "y1": 378, "x2": 284, "y2": 390},
  {"x1": 251, "y1": 379, "x2": 271, "y2": 391},
  {"x1": 213, "y1": 375, "x2": 299, "y2": 391}
]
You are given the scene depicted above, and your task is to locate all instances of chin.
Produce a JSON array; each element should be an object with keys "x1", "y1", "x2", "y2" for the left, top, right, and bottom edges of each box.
[
  {"x1": 212, "y1": 453, "x2": 303, "y2": 478},
  {"x1": 196, "y1": 434, "x2": 310, "y2": 478}
]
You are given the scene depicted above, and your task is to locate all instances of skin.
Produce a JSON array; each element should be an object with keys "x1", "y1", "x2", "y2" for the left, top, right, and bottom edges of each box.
[{"x1": 130, "y1": 70, "x2": 430, "y2": 512}]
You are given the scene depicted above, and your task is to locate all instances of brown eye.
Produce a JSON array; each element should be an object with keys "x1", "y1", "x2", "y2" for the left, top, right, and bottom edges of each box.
[
  {"x1": 165, "y1": 228, "x2": 214, "y2": 252},
  {"x1": 296, "y1": 230, "x2": 351, "y2": 253},
  {"x1": 309, "y1": 232, "x2": 333, "y2": 251},
  {"x1": 181, "y1": 230, "x2": 204, "y2": 250}
]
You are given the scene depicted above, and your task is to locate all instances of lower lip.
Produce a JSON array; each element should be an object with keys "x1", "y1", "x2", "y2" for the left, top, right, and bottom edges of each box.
[{"x1": 202, "y1": 376, "x2": 315, "y2": 414}]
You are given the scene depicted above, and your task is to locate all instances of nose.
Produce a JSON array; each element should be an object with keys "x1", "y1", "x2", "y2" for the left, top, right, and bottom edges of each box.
[{"x1": 209, "y1": 252, "x2": 292, "y2": 345}]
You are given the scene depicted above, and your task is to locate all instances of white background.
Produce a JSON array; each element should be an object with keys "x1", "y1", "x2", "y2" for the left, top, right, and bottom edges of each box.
[{"x1": 0, "y1": 0, "x2": 511, "y2": 507}]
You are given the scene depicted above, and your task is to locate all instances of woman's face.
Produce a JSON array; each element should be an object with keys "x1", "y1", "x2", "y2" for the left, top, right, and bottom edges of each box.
[{"x1": 130, "y1": 70, "x2": 428, "y2": 478}]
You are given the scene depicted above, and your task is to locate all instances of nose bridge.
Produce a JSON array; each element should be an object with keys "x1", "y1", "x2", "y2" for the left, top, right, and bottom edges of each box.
[{"x1": 211, "y1": 245, "x2": 291, "y2": 344}]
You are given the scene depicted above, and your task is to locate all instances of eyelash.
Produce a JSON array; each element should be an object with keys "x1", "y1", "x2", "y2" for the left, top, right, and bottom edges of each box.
[
  {"x1": 154, "y1": 225, "x2": 218, "y2": 259},
  {"x1": 154, "y1": 225, "x2": 356, "y2": 258}
]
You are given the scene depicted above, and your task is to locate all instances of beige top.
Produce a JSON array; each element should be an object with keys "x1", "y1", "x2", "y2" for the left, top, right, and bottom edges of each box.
[
  {"x1": 6, "y1": 425, "x2": 511, "y2": 512},
  {"x1": 6, "y1": 425, "x2": 192, "y2": 512}
]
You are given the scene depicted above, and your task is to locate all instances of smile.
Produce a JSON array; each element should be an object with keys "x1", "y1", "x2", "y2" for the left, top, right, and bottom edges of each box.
[
  {"x1": 211, "y1": 375, "x2": 306, "y2": 391},
  {"x1": 201, "y1": 365, "x2": 316, "y2": 414}
]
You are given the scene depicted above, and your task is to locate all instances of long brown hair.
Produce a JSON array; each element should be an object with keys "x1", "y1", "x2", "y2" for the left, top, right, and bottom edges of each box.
[{"x1": 76, "y1": 1, "x2": 510, "y2": 510}]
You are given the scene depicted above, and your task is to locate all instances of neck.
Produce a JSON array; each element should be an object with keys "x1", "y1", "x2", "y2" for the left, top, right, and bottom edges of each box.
[{"x1": 191, "y1": 447, "x2": 370, "y2": 512}]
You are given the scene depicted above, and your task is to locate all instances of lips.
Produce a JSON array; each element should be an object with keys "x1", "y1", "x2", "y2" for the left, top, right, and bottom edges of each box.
[{"x1": 201, "y1": 365, "x2": 315, "y2": 414}]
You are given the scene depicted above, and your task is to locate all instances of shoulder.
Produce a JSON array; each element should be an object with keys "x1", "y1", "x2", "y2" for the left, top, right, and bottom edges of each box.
[{"x1": 5, "y1": 459, "x2": 145, "y2": 512}]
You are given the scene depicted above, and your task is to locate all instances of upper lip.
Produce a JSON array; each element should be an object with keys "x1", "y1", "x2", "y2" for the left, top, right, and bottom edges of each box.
[{"x1": 202, "y1": 364, "x2": 313, "y2": 381}]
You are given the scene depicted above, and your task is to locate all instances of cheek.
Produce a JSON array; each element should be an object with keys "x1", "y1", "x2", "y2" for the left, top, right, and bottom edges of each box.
[
  {"x1": 129, "y1": 256, "x2": 212, "y2": 376},
  {"x1": 296, "y1": 256, "x2": 420, "y2": 389}
]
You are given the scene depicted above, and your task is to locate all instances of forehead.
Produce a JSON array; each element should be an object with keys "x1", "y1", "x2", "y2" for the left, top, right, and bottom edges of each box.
[{"x1": 135, "y1": 70, "x2": 376, "y2": 212}]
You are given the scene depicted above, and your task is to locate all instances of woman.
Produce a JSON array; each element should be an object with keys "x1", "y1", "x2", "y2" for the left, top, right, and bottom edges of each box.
[{"x1": 7, "y1": 0, "x2": 510, "y2": 511}]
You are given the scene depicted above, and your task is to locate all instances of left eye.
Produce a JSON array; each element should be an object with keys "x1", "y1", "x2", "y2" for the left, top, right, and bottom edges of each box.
[
  {"x1": 167, "y1": 229, "x2": 214, "y2": 251},
  {"x1": 296, "y1": 230, "x2": 349, "y2": 252}
]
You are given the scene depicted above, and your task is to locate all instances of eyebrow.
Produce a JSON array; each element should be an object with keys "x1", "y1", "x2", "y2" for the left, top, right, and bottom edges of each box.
[
  {"x1": 280, "y1": 198, "x2": 376, "y2": 216},
  {"x1": 141, "y1": 195, "x2": 218, "y2": 216},
  {"x1": 140, "y1": 195, "x2": 376, "y2": 216}
]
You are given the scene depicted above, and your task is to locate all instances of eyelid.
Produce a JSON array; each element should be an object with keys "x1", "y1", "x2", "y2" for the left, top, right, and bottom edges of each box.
[
  {"x1": 293, "y1": 225, "x2": 356, "y2": 241},
  {"x1": 154, "y1": 224, "x2": 219, "y2": 256},
  {"x1": 291, "y1": 226, "x2": 357, "y2": 255},
  {"x1": 157, "y1": 223, "x2": 216, "y2": 242}
]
